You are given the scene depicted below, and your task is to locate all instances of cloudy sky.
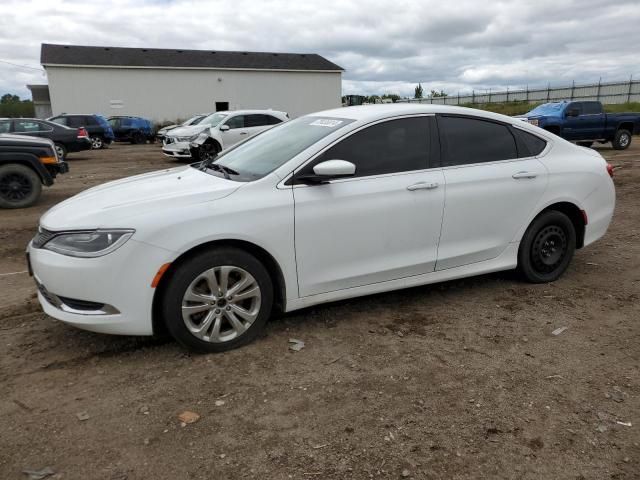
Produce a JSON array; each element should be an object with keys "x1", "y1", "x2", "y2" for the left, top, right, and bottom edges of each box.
[{"x1": 1, "y1": 0, "x2": 639, "y2": 99}]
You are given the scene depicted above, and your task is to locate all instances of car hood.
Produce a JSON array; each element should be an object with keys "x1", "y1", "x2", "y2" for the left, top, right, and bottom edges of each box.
[
  {"x1": 166, "y1": 125, "x2": 208, "y2": 138},
  {"x1": 41, "y1": 166, "x2": 241, "y2": 230}
]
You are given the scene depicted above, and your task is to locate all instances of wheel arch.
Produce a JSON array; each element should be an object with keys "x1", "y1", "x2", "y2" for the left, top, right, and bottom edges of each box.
[
  {"x1": 531, "y1": 201, "x2": 586, "y2": 249},
  {"x1": 151, "y1": 238, "x2": 287, "y2": 336},
  {"x1": 616, "y1": 122, "x2": 634, "y2": 134}
]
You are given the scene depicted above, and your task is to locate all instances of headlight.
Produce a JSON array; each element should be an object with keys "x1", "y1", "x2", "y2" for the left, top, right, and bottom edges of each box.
[
  {"x1": 42, "y1": 229, "x2": 135, "y2": 257},
  {"x1": 528, "y1": 119, "x2": 539, "y2": 126}
]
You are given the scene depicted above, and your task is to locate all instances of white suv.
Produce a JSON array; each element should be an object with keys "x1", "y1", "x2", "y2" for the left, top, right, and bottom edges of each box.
[{"x1": 162, "y1": 110, "x2": 288, "y2": 159}]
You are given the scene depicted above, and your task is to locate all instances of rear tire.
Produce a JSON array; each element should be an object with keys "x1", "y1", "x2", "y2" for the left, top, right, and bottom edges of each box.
[
  {"x1": 161, "y1": 247, "x2": 273, "y2": 353},
  {"x1": 612, "y1": 129, "x2": 631, "y2": 150},
  {"x1": 90, "y1": 136, "x2": 104, "y2": 149},
  {"x1": 54, "y1": 142, "x2": 67, "y2": 160},
  {"x1": 0, "y1": 163, "x2": 42, "y2": 209},
  {"x1": 518, "y1": 211, "x2": 576, "y2": 283},
  {"x1": 132, "y1": 132, "x2": 145, "y2": 144}
]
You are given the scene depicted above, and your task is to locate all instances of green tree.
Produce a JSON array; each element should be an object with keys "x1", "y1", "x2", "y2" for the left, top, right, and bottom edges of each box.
[
  {"x1": 430, "y1": 89, "x2": 447, "y2": 98},
  {"x1": 1, "y1": 93, "x2": 20, "y2": 104},
  {"x1": 382, "y1": 93, "x2": 400, "y2": 103},
  {"x1": 414, "y1": 83, "x2": 424, "y2": 99}
]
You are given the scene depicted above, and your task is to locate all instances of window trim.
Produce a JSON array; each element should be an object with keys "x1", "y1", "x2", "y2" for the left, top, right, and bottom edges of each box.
[
  {"x1": 510, "y1": 125, "x2": 550, "y2": 160},
  {"x1": 282, "y1": 113, "x2": 439, "y2": 187}
]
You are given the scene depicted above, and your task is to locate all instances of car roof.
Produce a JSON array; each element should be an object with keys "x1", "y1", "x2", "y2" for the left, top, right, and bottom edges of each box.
[
  {"x1": 313, "y1": 104, "x2": 539, "y2": 125},
  {"x1": 217, "y1": 109, "x2": 287, "y2": 116}
]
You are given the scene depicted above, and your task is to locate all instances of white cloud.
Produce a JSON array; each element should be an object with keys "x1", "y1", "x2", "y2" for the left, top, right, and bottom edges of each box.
[{"x1": 1, "y1": 0, "x2": 639, "y2": 99}]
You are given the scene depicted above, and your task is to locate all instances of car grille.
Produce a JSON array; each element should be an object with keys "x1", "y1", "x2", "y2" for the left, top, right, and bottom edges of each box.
[{"x1": 32, "y1": 228, "x2": 56, "y2": 248}]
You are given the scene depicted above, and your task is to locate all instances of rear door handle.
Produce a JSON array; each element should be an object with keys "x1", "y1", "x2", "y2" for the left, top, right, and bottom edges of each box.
[
  {"x1": 512, "y1": 171, "x2": 537, "y2": 179},
  {"x1": 407, "y1": 182, "x2": 439, "y2": 191}
]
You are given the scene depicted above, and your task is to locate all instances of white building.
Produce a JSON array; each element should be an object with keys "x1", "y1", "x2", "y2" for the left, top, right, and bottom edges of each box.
[{"x1": 38, "y1": 43, "x2": 343, "y2": 123}]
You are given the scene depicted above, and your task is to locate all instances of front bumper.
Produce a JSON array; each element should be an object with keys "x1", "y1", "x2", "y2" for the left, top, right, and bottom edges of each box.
[
  {"x1": 28, "y1": 238, "x2": 174, "y2": 336},
  {"x1": 162, "y1": 141, "x2": 192, "y2": 158}
]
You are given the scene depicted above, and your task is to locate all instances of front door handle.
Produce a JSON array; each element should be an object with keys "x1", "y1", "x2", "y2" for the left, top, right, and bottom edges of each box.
[
  {"x1": 512, "y1": 171, "x2": 538, "y2": 179},
  {"x1": 240, "y1": 131, "x2": 248, "y2": 135},
  {"x1": 407, "y1": 182, "x2": 439, "y2": 191}
]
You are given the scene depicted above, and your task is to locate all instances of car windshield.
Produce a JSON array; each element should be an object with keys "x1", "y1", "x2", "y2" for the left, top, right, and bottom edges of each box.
[
  {"x1": 202, "y1": 116, "x2": 355, "y2": 182},
  {"x1": 527, "y1": 103, "x2": 566, "y2": 116},
  {"x1": 199, "y1": 113, "x2": 228, "y2": 127},
  {"x1": 185, "y1": 115, "x2": 205, "y2": 126}
]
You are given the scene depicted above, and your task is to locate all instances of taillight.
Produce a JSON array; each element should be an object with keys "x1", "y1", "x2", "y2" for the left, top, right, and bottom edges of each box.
[
  {"x1": 77, "y1": 127, "x2": 89, "y2": 138},
  {"x1": 606, "y1": 163, "x2": 614, "y2": 178}
]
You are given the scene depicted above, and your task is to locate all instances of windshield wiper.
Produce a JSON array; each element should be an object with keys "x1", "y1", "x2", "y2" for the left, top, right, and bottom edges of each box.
[{"x1": 206, "y1": 163, "x2": 239, "y2": 180}]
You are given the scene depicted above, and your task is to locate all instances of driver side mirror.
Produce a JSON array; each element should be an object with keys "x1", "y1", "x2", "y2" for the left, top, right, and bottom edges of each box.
[
  {"x1": 566, "y1": 109, "x2": 580, "y2": 117},
  {"x1": 296, "y1": 159, "x2": 356, "y2": 184},
  {"x1": 219, "y1": 124, "x2": 230, "y2": 132}
]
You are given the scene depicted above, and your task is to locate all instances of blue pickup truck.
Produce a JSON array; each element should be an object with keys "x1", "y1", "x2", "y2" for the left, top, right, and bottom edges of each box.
[{"x1": 519, "y1": 100, "x2": 640, "y2": 150}]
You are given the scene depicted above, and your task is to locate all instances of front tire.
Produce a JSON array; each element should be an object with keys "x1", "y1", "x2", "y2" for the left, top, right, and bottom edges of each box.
[
  {"x1": 612, "y1": 129, "x2": 631, "y2": 150},
  {"x1": 0, "y1": 163, "x2": 42, "y2": 209},
  {"x1": 518, "y1": 211, "x2": 576, "y2": 283},
  {"x1": 162, "y1": 247, "x2": 273, "y2": 353},
  {"x1": 198, "y1": 141, "x2": 220, "y2": 163}
]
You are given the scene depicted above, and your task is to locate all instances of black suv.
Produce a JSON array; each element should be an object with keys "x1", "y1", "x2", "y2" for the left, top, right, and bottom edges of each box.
[
  {"x1": 0, "y1": 134, "x2": 68, "y2": 208},
  {"x1": 48, "y1": 114, "x2": 115, "y2": 149},
  {"x1": 0, "y1": 118, "x2": 91, "y2": 160}
]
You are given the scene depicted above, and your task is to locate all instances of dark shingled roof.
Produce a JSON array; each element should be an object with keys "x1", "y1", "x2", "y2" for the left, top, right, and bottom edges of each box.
[{"x1": 41, "y1": 44, "x2": 344, "y2": 72}]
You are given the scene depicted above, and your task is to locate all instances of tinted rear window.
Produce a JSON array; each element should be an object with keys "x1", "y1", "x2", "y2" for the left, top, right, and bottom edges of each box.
[
  {"x1": 512, "y1": 128, "x2": 547, "y2": 157},
  {"x1": 439, "y1": 116, "x2": 517, "y2": 166}
]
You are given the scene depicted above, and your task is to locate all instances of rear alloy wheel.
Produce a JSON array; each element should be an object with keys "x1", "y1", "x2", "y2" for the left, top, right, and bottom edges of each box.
[
  {"x1": 0, "y1": 163, "x2": 42, "y2": 209},
  {"x1": 518, "y1": 211, "x2": 576, "y2": 283},
  {"x1": 162, "y1": 247, "x2": 273, "y2": 352},
  {"x1": 90, "y1": 136, "x2": 104, "y2": 149},
  {"x1": 54, "y1": 142, "x2": 67, "y2": 160},
  {"x1": 612, "y1": 129, "x2": 631, "y2": 150}
]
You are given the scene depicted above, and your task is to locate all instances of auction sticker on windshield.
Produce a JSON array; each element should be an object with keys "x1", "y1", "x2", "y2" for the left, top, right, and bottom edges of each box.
[{"x1": 309, "y1": 119, "x2": 344, "y2": 128}]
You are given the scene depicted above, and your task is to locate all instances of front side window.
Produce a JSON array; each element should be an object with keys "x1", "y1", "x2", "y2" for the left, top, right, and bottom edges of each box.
[
  {"x1": 225, "y1": 115, "x2": 245, "y2": 129},
  {"x1": 439, "y1": 116, "x2": 517, "y2": 166},
  {"x1": 307, "y1": 117, "x2": 431, "y2": 178},
  {"x1": 50, "y1": 116, "x2": 67, "y2": 126},
  {"x1": 0, "y1": 120, "x2": 10, "y2": 133}
]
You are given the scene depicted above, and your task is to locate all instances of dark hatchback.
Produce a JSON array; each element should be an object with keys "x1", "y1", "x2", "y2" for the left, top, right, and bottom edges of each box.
[
  {"x1": 48, "y1": 114, "x2": 115, "y2": 149},
  {"x1": 0, "y1": 118, "x2": 91, "y2": 160}
]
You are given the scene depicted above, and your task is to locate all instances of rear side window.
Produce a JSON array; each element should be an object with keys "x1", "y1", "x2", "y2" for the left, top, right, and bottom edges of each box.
[
  {"x1": 245, "y1": 114, "x2": 270, "y2": 127},
  {"x1": 85, "y1": 116, "x2": 99, "y2": 126},
  {"x1": 439, "y1": 116, "x2": 517, "y2": 166},
  {"x1": 312, "y1": 117, "x2": 431, "y2": 178},
  {"x1": 67, "y1": 116, "x2": 84, "y2": 128},
  {"x1": 50, "y1": 116, "x2": 68, "y2": 126},
  {"x1": 582, "y1": 102, "x2": 602, "y2": 115},
  {"x1": 0, "y1": 120, "x2": 10, "y2": 133},
  {"x1": 512, "y1": 128, "x2": 547, "y2": 157},
  {"x1": 267, "y1": 115, "x2": 283, "y2": 125}
]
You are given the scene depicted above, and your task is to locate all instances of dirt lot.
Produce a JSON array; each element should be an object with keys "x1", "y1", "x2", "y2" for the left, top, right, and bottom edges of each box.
[{"x1": 1, "y1": 142, "x2": 638, "y2": 479}]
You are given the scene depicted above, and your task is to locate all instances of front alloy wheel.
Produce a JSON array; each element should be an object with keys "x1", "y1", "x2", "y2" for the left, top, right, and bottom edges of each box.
[
  {"x1": 162, "y1": 247, "x2": 273, "y2": 352},
  {"x1": 0, "y1": 164, "x2": 42, "y2": 208},
  {"x1": 181, "y1": 266, "x2": 262, "y2": 343}
]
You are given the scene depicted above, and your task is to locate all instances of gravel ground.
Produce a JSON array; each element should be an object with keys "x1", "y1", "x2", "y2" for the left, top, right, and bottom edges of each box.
[{"x1": 0, "y1": 141, "x2": 638, "y2": 480}]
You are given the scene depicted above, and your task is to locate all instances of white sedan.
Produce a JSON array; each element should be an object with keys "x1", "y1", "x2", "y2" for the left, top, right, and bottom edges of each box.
[{"x1": 28, "y1": 105, "x2": 615, "y2": 352}]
